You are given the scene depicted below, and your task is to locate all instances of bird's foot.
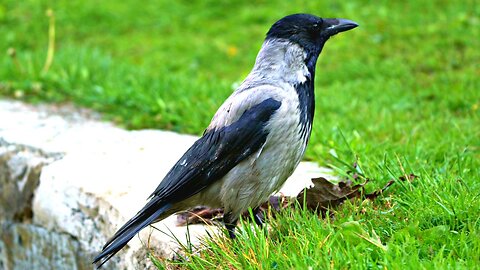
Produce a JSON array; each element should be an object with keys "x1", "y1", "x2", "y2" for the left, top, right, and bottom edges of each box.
[{"x1": 223, "y1": 212, "x2": 238, "y2": 239}]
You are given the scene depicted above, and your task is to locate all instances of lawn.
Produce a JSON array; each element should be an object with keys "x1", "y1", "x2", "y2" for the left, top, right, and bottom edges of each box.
[{"x1": 1, "y1": 0, "x2": 479, "y2": 269}]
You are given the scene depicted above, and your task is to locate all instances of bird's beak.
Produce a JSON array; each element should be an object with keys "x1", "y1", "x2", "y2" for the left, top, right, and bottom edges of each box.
[{"x1": 323, "y1": 18, "x2": 359, "y2": 36}]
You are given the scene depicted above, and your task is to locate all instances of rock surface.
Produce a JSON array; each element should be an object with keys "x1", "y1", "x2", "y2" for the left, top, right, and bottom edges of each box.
[{"x1": 0, "y1": 100, "x2": 332, "y2": 269}]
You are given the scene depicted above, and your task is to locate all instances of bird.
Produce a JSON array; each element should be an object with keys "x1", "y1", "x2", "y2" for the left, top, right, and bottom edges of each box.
[{"x1": 93, "y1": 13, "x2": 358, "y2": 267}]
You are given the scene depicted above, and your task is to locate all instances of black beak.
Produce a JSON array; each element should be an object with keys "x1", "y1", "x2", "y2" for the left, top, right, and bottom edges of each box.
[{"x1": 324, "y1": 18, "x2": 359, "y2": 36}]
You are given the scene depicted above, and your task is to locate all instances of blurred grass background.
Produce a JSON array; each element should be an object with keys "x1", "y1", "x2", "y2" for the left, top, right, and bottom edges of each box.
[{"x1": 1, "y1": 0, "x2": 479, "y2": 268}]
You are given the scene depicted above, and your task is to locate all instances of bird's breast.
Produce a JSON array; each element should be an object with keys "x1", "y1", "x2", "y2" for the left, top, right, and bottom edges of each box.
[{"x1": 218, "y1": 94, "x2": 308, "y2": 216}]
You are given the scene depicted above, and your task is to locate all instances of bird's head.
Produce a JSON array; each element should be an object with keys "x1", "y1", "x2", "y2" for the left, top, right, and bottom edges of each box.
[{"x1": 266, "y1": 14, "x2": 358, "y2": 56}]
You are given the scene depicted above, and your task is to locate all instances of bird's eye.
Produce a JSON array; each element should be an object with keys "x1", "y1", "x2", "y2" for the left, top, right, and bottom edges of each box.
[
  {"x1": 315, "y1": 19, "x2": 324, "y2": 29},
  {"x1": 312, "y1": 19, "x2": 323, "y2": 30}
]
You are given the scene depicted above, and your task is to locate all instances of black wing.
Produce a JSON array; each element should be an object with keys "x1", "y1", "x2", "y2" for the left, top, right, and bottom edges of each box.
[{"x1": 150, "y1": 97, "x2": 282, "y2": 202}]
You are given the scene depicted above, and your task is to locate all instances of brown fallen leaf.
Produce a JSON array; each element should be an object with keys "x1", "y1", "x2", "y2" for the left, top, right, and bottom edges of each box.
[
  {"x1": 296, "y1": 177, "x2": 367, "y2": 216},
  {"x1": 176, "y1": 206, "x2": 223, "y2": 226}
]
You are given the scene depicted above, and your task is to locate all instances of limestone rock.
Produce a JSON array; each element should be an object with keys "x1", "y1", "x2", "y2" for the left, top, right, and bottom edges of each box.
[
  {"x1": 0, "y1": 141, "x2": 57, "y2": 223},
  {"x1": 0, "y1": 223, "x2": 89, "y2": 270}
]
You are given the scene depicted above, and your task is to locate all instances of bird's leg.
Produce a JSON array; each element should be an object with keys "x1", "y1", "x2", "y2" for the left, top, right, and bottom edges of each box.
[
  {"x1": 252, "y1": 206, "x2": 265, "y2": 228},
  {"x1": 223, "y1": 212, "x2": 238, "y2": 239},
  {"x1": 225, "y1": 223, "x2": 237, "y2": 240}
]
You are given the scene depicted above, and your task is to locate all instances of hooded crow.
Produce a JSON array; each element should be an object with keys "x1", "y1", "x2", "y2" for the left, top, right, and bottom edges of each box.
[{"x1": 93, "y1": 13, "x2": 358, "y2": 267}]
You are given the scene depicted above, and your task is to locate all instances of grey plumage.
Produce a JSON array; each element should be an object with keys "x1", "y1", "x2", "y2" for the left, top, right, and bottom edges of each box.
[{"x1": 93, "y1": 14, "x2": 358, "y2": 267}]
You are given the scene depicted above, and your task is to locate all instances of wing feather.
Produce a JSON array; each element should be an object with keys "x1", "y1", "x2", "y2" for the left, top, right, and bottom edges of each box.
[{"x1": 149, "y1": 97, "x2": 282, "y2": 203}]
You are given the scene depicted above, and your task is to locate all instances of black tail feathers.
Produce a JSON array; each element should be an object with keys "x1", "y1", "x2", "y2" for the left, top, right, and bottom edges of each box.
[{"x1": 93, "y1": 202, "x2": 172, "y2": 268}]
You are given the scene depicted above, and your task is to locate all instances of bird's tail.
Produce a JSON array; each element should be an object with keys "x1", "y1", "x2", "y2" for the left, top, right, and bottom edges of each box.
[{"x1": 92, "y1": 199, "x2": 172, "y2": 268}]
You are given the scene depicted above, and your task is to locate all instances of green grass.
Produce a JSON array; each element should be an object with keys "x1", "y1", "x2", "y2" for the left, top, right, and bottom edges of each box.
[{"x1": 1, "y1": 0, "x2": 479, "y2": 269}]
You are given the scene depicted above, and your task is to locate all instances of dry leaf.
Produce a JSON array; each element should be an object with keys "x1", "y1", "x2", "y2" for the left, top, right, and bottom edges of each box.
[
  {"x1": 176, "y1": 206, "x2": 223, "y2": 226},
  {"x1": 296, "y1": 177, "x2": 367, "y2": 215}
]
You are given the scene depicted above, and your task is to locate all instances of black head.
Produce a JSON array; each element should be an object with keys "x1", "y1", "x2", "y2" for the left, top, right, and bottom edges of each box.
[{"x1": 266, "y1": 14, "x2": 358, "y2": 54}]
